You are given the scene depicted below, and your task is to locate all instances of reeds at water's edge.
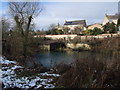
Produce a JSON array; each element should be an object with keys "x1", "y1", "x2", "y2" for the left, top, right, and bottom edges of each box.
[{"x1": 56, "y1": 36, "x2": 120, "y2": 88}]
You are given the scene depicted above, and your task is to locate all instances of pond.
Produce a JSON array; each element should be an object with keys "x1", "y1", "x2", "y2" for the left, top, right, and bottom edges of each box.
[{"x1": 34, "y1": 51, "x2": 112, "y2": 68}]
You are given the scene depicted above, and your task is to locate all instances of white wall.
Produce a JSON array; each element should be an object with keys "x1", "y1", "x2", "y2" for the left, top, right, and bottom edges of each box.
[
  {"x1": 103, "y1": 16, "x2": 118, "y2": 25},
  {"x1": 44, "y1": 34, "x2": 77, "y2": 40}
]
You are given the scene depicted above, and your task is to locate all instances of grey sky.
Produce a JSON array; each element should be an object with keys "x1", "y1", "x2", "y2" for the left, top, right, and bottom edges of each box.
[
  {"x1": 1, "y1": 2, "x2": 118, "y2": 30},
  {"x1": 33, "y1": 2, "x2": 118, "y2": 30}
]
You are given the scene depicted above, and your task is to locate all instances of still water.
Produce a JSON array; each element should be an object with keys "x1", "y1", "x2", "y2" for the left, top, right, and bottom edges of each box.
[{"x1": 35, "y1": 51, "x2": 112, "y2": 68}]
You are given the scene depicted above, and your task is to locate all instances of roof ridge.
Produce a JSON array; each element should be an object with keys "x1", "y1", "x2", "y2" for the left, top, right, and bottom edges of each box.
[
  {"x1": 66, "y1": 20, "x2": 85, "y2": 22},
  {"x1": 106, "y1": 14, "x2": 118, "y2": 17}
]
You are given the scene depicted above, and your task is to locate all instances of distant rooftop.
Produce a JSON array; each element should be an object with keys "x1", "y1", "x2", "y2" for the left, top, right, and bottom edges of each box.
[
  {"x1": 64, "y1": 20, "x2": 87, "y2": 27},
  {"x1": 106, "y1": 14, "x2": 118, "y2": 19},
  {"x1": 87, "y1": 23, "x2": 102, "y2": 27}
]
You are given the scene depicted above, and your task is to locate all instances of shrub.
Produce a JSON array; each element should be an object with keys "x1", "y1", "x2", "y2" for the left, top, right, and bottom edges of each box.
[
  {"x1": 56, "y1": 58, "x2": 120, "y2": 88},
  {"x1": 103, "y1": 22, "x2": 117, "y2": 33},
  {"x1": 84, "y1": 28, "x2": 103, "y2": 35},
  {"x1": 56, "y1": 36, "x2": 120, "y2": 88},
  {"x1": 92, "y1": 27, "x2": 103, "y2": 35}
]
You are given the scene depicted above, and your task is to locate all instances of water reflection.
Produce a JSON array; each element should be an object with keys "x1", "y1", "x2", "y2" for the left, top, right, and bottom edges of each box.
[{"x1": 35, "y1": 51, "x2": 94, "y2": 68}]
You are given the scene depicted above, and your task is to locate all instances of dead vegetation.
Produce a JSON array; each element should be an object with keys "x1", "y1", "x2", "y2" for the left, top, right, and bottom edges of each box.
[
  {"x1": 55, "y1": 36, "x2": 120, "y2": 88},
  {"x1": 56, "y1": 58, "x2": 120, "y2": 88}
]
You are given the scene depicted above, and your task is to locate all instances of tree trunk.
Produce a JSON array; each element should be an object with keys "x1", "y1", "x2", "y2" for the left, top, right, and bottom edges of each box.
[{"x1": 23, "y1": 16, "x2": 32, "y2": 58}]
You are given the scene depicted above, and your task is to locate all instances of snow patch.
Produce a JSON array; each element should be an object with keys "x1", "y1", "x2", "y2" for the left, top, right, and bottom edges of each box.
[
  {"x1": 1, "y1": 56, "x2": 60, "y2": 89},
  {"x1": 0, "y1": 56, "x2": 16, "y2": 65},
  {"x1": 41, "y1": 72, "x2": 60, "y2": 77},
  {"x1": 11, "y1": 65, "x2": 23, "y2": 70}
]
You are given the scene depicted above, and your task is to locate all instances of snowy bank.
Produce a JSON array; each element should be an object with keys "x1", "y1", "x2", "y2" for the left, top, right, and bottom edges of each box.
[{"x1": 0, "y1": 56, "x2": 60, "y2": 89}]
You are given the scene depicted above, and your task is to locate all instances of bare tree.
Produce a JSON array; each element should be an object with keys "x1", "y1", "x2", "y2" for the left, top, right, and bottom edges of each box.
[
  {"x1": 9, "y1": 2, "x2": 43, "y2": 57},
  {"x1": 1, "y1": 17, "x2": 10, "y2": 33},
  {"x1": 49, "y1": 24, "x2": 56, "y2": 30},
  {"x1": 1, "y1": 17, "x2": 10, "y2": 40}
]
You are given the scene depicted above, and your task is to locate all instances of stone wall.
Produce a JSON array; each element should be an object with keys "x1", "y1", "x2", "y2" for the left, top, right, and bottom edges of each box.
[
  {"x1": 67, "y1": 43, "x2": 91, "y2": 50},
  {"x1": 35, "y1": 34, "x2": 118, "y2": 41},
  {"x1": 39, "y1": 45, "x2": 50, "y2": 51}
]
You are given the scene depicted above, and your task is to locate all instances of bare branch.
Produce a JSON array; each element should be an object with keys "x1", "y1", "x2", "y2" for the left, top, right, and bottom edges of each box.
[{"x1": 8, "y1": 2, "x2": 43, "y2": 57}]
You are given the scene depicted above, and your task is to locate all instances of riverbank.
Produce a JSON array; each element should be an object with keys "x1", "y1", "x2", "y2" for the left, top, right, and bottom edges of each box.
[
  {"x1": 55, "y1": 36, "x2": 120, "y2": 88},
  {"x1": 1, "y1": 56, "x2": 60, "y2": 89},
  {"x1": 1, "y1": 36, "x2": 120, "y2": 89}
]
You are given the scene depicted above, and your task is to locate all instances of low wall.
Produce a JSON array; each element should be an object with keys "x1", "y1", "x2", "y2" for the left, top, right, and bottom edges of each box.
[
  {"x1": 78, "y1": 34, "x2": 118, "y2": 40},
  {"x1": 45, "y1": 34, "x2": 77, "y2": 40},
  {"x1": 34, "y1": 34, "x2": 77, "y2": 40},
  {"x1": 35, "y1": 34, "x2": 119, "y2": 51},
  {"x1": 34, "y1": 34, "x2": 119, "y2": 41},
  {"x1": 67, "y1": 43, "x2": 91, "y2": 50},
  {"x1": 39, "y1": 43, "x2": 91, "y2": 51}
]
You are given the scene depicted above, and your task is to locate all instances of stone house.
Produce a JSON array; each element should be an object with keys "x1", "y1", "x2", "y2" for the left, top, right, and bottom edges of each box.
[
  {"x1": 102, "y1": 14, "x2": 118, "y2": 26},
  {"x1": 64, "y1": 20, "x2": 87, "y2": 34}
]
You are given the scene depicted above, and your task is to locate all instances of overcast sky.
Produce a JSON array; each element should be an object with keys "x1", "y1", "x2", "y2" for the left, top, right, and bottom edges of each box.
[{"x1": 1, "y1": 2, "x2": 118, "y2": 30}]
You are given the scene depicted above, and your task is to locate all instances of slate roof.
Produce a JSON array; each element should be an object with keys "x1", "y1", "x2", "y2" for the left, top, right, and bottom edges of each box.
[
  {"x1": 106, "y1": 15, "x2": 118, "y2": 19},
  {"x1": 64, "y1": 20, "x2": 87, "y2": 27}
]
